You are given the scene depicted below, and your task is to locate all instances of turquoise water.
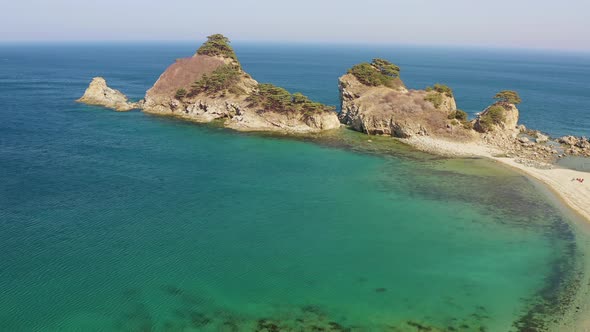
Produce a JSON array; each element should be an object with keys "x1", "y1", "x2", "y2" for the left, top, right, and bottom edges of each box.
[{"x1": 1, "y1": 44, "x2": 590, "y2": 331}]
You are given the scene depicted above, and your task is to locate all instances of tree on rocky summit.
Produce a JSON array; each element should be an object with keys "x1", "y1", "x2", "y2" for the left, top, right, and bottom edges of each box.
[
  {"x1": 371, "y1": 58, "x2": 400, "y2": 77},
  {"x1": 196, "y1": 34, "x2": 238, "y2": 61},
  {"x1": 494, "y1": 90, "x2": 521, "y2": 105},
  {"x1": 348, "y1": 59, "x2": 402, "y2": 88}
]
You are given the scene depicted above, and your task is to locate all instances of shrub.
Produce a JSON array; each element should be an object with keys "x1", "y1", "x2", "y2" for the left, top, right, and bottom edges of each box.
[
  {"x1": 494, "y1": 90, "x2": 521, "y2": 104},
  {"x1": 371, "y1": 58, "x2": 400, "y2": 77},
  {"x1": 478, "y1": 117, "x2": 493, "y2": 131},
  {"x1": 463, "y1": 121, "x2": 474, "y2": 130},
  {"x1": 247, "y1": 83, "x2": 335, "y2": 115},
  {"x1": 175, "y1": 88, "x2": 187, "y2": 99},
  {"x1": 433, "y1": 83, "x2": 453, "y2": 97},
  {"x1": 228, "y1": 85, "x2": 246, "y2": 96},
  {"x1": 191, "y1": 64, "x2": 242, "y2": 95},
  {"x1": 292, "y1": 92, "x2": 310, "y2": 104},
  {"x1": 424, "y1": 92, "x2": 443, "y2": 109},
  {"x1": 349, "y1": 63, "x2": 386, "y2": 86},
  {"x1": 348, "y1": 59, "x2": 402, "y2": 88},
  {"x1": 425, "y1": 84, "x2": 453, "y2": 97},
  {"x1": 478, "y1": 105, "x2": 506, "y2": 131},
  {"x1": 254, "y1": 84, "x2": 293, "y2": 111},
  {"x1": 448, "y1": 109, "x2": 468, "y2": 121},
  {"x1": 196, "y1": 34, "x2": 238, "y2": 62},
  {"x1": 485, "y1": 105, "x2": 506, "y2": 124}
]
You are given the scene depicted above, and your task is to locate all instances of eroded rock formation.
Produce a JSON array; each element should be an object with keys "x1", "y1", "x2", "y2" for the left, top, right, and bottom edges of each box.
[
  {"x1": 473, "y1": 103, "x2": 520, "y2": 133},
  {"x1": 77, "y1": 77, "x2": 141, "y2": 111},
  {"x1": 338, "y1": 67, "x2": 473, "y2": 140}
]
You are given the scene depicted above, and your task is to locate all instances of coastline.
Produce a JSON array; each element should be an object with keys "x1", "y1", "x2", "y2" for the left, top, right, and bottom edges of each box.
[
  {"x1": 402, "y1": 136, "x2": 590, "y2": 223},
  {"x1": 401, "y1": 135, "x2": 590, "y2": 330}
]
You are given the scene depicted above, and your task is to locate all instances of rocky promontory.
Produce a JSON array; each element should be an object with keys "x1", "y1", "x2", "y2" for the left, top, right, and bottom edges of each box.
[
  {"x1": 339, "y1": 59, "x2": 474, "y2": 140},
  {"x1": 336, "y1": 60, "x2": 590, "y2": 162},
  {"x1": 77, "y1": 77, "x2": 142, "y2": 111},
  {"x1": 78, "y1": 34, "x2": 340, "y2": 133},
  {"x1": 77, "y1": 40, "x2": 589, "y2": 160}
]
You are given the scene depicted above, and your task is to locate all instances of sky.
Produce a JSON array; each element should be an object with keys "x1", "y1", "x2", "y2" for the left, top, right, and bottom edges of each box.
[{"x1": 1, "y1": 0, "x2": 589, "y2": 51}]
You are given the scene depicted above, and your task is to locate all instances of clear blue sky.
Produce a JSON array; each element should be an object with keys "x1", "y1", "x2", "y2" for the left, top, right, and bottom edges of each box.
[{"x1": 2, "y1": 0, "x2": 588, "y2": 51}]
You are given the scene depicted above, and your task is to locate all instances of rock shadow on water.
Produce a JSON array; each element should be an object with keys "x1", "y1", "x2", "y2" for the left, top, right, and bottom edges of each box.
[
  {"x1": 512, "y1": 235, "x2": 584, "y2": 331},
  {"x1": 114, "y1": 302, "x2": 154, "y2": 332}
]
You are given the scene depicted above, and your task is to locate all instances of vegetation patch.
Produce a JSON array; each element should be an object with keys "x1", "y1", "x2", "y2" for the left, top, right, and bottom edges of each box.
[
  {"x1": 425, "y1": 83, "x2": 453, "y2": 97},
  {"x1": 196, "y1": 34, "x2": 238, "y2": 62},
  {"x1": 348, "y1": 58, "x2": 402, "y2": 88},
  {"x1": 190, "y1": 64, "x2": 244, "y2": 96},
  {"x1": 247, "y1": 83, "x2": 335, "y2": 115},
  {"x1": 447, "y1": 109, "x2": 472, "y2": 129},
  {"x1": 494, "y1": 90, "x2": 521, "y2": 104},
  {"x1": 478, "y1": 105, "x2": 506, "y2": 131},
  {"x1": 424, "y1": 92, "x2": 443, "y2": 109},
  {"x1": 448, "y1": 109, "x2": 468, "y2": 121},
  {"x1": 175, "y1": 88, "x2": 187, "y2": 99},
  {"x1": 462, "y1": 121, "x2": 474, "y2": 130}
]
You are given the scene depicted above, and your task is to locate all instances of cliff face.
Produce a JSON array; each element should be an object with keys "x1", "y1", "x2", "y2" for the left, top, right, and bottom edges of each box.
[
  {"x1": 77, "y1": 77, "x2": 141, "y2": 111},
  {"x1": 339, "y1": 73, "x2": 466, "y2": 139}
]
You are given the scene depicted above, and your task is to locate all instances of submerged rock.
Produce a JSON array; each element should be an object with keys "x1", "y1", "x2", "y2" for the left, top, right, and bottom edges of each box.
[{"x1": 77, "y1": 77, "x2": 141, "y2": 111}]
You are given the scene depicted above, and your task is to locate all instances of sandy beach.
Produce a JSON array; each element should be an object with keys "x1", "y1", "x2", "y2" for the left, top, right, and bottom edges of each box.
[{"x1": 403, "y1": 136, "x2": 590, "y2": 223}]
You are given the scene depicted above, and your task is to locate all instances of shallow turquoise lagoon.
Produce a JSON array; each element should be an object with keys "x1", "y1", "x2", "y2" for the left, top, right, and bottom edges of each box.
[{"x1": 1, "y1": 110, "x2": 587, "y2": 331}]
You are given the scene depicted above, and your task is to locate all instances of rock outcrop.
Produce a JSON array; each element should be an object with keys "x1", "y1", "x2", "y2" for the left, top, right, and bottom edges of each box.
[
  {"x1": 142, "y1": 35, "x2": 339, "y2": 133},
  {"x1": 473, "y1": 103, "x2": 520, "y2": 134},
  {"x1": 78, "y1": 35, "x2": 339, "y2": 134},
  {"x1": 338, "y1": 69, "x2": 471, "y2": 140},
  {"x1": 77, "y1": 38, "x2": 585, "y2": 164},
  {"x1": 77, "y1": 77, "x2": 141, "y2": 111},
  {"x1": 142, "y1": 54, "x2": 257, "y2": 123},
  {"x1": 558, "y1": 136, "x2": 590, "y2": 156},
  {"x1": 336, "y1": 60, "x2": 575, "y2": 163},
  {"x1": 335, "y1": 59, "x2": 570, "y2": 163}
]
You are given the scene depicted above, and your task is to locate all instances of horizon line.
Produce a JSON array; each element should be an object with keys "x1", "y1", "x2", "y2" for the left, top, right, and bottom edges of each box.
[{"x1": 1, "y1": 39, "x2": 589, "y2": 55}]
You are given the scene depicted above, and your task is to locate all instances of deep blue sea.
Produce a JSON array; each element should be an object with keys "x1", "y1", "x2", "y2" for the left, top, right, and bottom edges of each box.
[{"x1": 1, "y1": 42, "x2": 590, "y2": 331}]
